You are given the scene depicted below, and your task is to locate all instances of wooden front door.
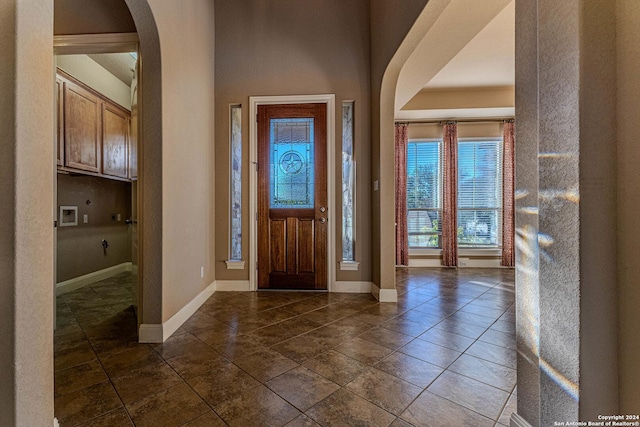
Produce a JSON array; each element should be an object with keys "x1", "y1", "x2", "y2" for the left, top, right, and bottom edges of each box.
[{"x1": 257, "y1": 104, "x2": 327, "y2": 290}]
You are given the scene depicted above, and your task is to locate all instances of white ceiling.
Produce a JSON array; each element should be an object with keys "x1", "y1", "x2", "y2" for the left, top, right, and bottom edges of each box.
[
  {"x1": 88, "y1": 53, "x2": 137, "y2": 86},
  {"x1": 396, "y1": 0, "x2": 515, "y2": 120}
]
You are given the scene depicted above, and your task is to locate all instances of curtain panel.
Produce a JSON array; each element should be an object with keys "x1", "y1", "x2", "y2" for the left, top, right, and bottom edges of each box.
[
  {"x1": 442, "y1": 122, "x2": 458, "y2": 267},
  {"x1": 502, "y1": 120, "x2": 516, "y2": 266},
  {"x1": 395, "y1": 124, "x2": 409, "y2": 266}
]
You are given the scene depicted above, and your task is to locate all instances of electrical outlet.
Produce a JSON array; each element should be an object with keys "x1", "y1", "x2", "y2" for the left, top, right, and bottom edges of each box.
[
  {"x1": 200, "y1": 266, "x2": 204, "y2": 278},
  {"x1": 83, "y1": 214, "x2": 89, "y2": 224},
  {"x1": 459, "y1": 258, "x2": 469, "y2": 267}
]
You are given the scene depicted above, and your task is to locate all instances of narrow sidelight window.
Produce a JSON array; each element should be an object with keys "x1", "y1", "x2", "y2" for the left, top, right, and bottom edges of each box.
[
  {"x1": 230, "y1": 105, "x2": 242, "y2": 260},
  {"x1": 342, "y1": 102, "x2": 355, "y2": 261}
]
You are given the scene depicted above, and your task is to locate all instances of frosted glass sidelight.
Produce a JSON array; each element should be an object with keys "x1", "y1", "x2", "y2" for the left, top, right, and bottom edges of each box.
[
  {"x1": 230, "y1": 105, "x2": 242, "y2": 260},
  {"x1": 270, "y1": 118, "x2": 315, "y2": 208},
  {"x1": 342, "y1": 102, "x2": 355, "y2": 261}
]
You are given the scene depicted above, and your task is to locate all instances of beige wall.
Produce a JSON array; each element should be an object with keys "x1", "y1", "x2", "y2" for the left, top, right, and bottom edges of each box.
[
  {"x1": 617, "y1": 0, "x2": 640, "y2": 412},
  {"x1": 55, "y1": 0, "x2": 135, "y2": 34},
  {"x1": 0, "y1": 0, "x2": 54, "y2": 425},
  {"x1": 370, "y1": 0, "x2": 429, "y2": 288},
  {"x1": 145, "y1": 0, "x2": 216, "y2": 322},
  {"x1": 214, "y1": 0, "x2": 372, "y2": 283},
  {"x1": 56, "y1": 174, "x2": 132, "y2": 282}
]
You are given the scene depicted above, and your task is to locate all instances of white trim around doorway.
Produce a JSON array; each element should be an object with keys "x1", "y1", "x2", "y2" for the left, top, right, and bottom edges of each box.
[{"x1": 249, "y1": 94, "x2": 336, "y2": 292}]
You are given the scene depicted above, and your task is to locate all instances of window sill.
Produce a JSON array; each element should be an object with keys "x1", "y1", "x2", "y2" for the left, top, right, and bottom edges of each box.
[
  {"x1": 409, "y1": 248, "x2": 502, "y2": 257},
  {"x1": 225, "y1": 260, "x2": 245, "y2": 270},
  {"x1": 339, "y1": 261, "x2": 359, "y2": 271}
]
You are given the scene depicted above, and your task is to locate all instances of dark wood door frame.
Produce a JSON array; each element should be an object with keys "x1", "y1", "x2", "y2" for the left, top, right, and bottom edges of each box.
[
  {"x1": 249, "y1": 95, "x2": 336, "y2": 292},
  {"x1": 257, "y1": 104, "x2": 327, "y2": 290}
]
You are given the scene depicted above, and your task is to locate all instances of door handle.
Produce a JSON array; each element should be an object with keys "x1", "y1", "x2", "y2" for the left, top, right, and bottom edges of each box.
[
  {"x1": 319, "y1": 207, "x2": 326, "y2": 213},
  {"x1": 319, "y1": 217, "x2": 327, "y2": 224},
  {"x1": 125, "y1": 219, "x2": 138, "y2": 225}
]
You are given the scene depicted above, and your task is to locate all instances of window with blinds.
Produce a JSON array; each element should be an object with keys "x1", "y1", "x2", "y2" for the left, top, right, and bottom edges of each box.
[
  {"x1": 457, "y1": 140, "x2": 502, "y2": 247},
  {"x1": 406, "y1": 140, "x2": 442, "y2": 248}
]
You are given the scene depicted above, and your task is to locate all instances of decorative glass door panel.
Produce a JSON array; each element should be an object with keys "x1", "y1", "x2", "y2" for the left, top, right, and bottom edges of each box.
[
  {"x1": 258, "y1": 104, "x2": 327, "y2": 290},
  {"x1": 270, "y1": 118, "x2": 315, "y2": 208}
]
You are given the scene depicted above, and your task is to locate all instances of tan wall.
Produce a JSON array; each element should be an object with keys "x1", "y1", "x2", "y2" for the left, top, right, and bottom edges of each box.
[
  {"x1": 617, "y1": 0, "x2": 640, "y2": 412},
  {"x1": 407, "y1": 122, "x2": 503, "y2": 140},
  {"x1": 56, "y1": 174, "x2": 132, "y2": 282},
  {"x1": 370, "y1": 0, "x2": 431, "y2": 288},
  {"x1": 145, "y1": 0, "x2": 216, "y2": 322},
  {"x1": 55, "y1": 0, "x2": 136, "y2": 34},
  {"x1": 214, "y1": 0, "x2": 372, "y2": 283}
]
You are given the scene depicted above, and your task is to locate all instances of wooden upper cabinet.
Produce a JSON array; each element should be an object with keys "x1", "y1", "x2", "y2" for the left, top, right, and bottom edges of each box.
[
  {"x1": 64, "y1": 81, "x2": 101, "y2": 173},
  {"x1": 55, "y1": 77, "x2": 64, "y2": 166},
  {"x1": 102, "y1": 102, "x2": 129, "y2": 179}
]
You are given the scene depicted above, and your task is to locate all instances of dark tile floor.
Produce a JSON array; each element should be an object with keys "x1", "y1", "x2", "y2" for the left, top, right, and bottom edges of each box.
[{"x1": 54, "y1": 268, "x2": 516, "y2": 427}]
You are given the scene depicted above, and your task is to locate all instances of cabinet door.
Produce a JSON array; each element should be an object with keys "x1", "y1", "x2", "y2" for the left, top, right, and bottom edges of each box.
[
  {"x1": 102, "y1": 102, "x2": 129, "y2": 179},
  {"x1": 55, "y1": 77, "x2": 64, "y2": 166},
  {"x1": 64, "y1": 82, "x2": 101, "y2": 173}
]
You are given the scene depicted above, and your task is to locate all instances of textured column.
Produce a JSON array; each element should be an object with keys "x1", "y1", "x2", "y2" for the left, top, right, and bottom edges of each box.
[
  {"x1": 515, "y1": 0, "x2": 619, "y2": 425},
  {"x1": 0, "y1": 0, "x2": 55, "y2": 425}
]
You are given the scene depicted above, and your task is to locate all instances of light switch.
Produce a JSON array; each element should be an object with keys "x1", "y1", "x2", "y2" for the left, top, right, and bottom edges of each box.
[
  {"x1": 83, "y1": 214, "x2": 88, "y2": 223},
  {"x1": 117, "y1": 214, "x2": 121, "y2": 221},
  {"x1": 373, "y1": 180, "x2": 379, "y2": 191}
]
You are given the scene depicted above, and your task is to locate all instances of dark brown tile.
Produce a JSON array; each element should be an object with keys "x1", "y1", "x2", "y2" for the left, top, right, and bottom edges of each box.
[
  {"x1": 418, "y1": 327, "x2": 475, "y2": 352},
  {"x1": 111, "y1": 360, "x2": 183, "y2": 404},
  {"x1": 100, "y1": 344, "x2": 163, "y2": 379},
  {"x1": 345, "y1": 368, "x2": 422, "y2": 416},
  {"x1": 302, "y1": 350, "x2": 369, "y2": 386},
  {"x1": 497, "y1": 392, "x2": 517, "y2": 425},
  {"x1": 390, "y1": 417, "x2": 414, "y2": 427},
  {"x1": 427, "y1": 370, "x2": 510, "y2": 420},
  {"x1": 334, "y1": 337, "x2": 393, "y2": 365},
  {"x1": 375, "y1": 352, "x2": 444, "y2": 388},
  {"x1": 75, "y1": 408, "x2": 133, "y2": 426},
  {"x1": 459, "y1": 303, "x2": 506, "y2": 319},
  {"x1": 306, "y1": 388, "x2": 396, "y2": 427},
  {"x1": 192, "y1": 324, "x2": 239, "y2": 346},
  {"x1": 448, "y1": 311, "x2": 497, "y2": 328},
  {"x1": 214, "y1": 385, "x2": 301, "y2": 426},
  {"x1": 398, "y1": 339, "x2": 462, "y2": 368},
  {"x1": 152, "y1": 332, "x2": 210, "y2": 359},
  {"x1": 54, "y1": 381, "x2": 122, "y2": 426},
  {"x1": 165, "y1": 348, "x2": 229, "y2": 380},
  {"x1": 187, "y1": 361, "x2": 260, "y2": 407},
  {"x1": 54, "y1": 329, "x2": 89, "y2": 354},
  {"x1": 54, "y1": 340, "x2": 96, "y2": 371},
  {"x1": 181, "y1": 410, "x2": 227, "y2": 427},
  {"x1": 54, "y1": 359, "x2": 108, "y2": 397},
  {"x1": 465, "y1": 340, "x2": 517, "y2": 368},
  {"x1": 215, "y1": 333, "x2": 267, "y2": 360},
  {"x1": 400, "y1": 390, "x2": 494, "y2": 427},
  {"x1": 358, "y1": 326, "x2": 414, "y2": 350},
  {"x1": 433, "y1": 318, "x2": 488, "y2": 339},
  {"x1": 285, "y1": 414, "x2": 322, "y2": 427},
  {"x1": 271, "y1": 334, "x2": 332, "y2": 363},
  {"x1": 448, "y1": 354, "x2": 517, "y2": 392},
  {"x1": 126, "y1": 382, "x2": 209, "y2": 427},
  {"x1": 381, "y1": 317, "x2": 433, "y2": 337},
  {"x1": 266, "y1": 366, "x2": 340, "y2": 411},
  {"x1": 234, "y1": 347, "x2": 299, "y2": 382}
]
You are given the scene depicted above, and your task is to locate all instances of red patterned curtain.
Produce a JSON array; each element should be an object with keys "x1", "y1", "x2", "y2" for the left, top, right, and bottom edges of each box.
[
  {"x1": 442, "y1": 122, "x2": 458, "y2": 267},
  {"x1": 395, "y1": 123, "x2": 409, "y2": 266},
  {"x1": 502, "y1": 120, "x2": 516, "y2": 267}
]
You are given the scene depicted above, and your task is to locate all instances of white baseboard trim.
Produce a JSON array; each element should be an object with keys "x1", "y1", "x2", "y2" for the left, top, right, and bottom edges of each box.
[
  {"x1": 408, "y1": 258, "x2": 442, "y2": 267},
  {"x1": 138, "y1": 281, "x2": 216, "y2": 343},
  {"x1": 56, "y1": 262, "x2": 132, "y2": 296},
  {"x1": 138, "y1": 324, "x2": 163, "y2": 343},
  {"x1": 510, "y1": 412, "x2": 533, "y2": 427},
  {"x1": 334, "y1": 281, "x2": 372, "y2": 293},
  {"x1": 371, "y1": 283, "x2": 398, "y2": 302},
  {"x1": 215, "y1": 280, "x2": 251, "y2": 292},
  {"x1": 54, "y1": 418, "x2": 59, "y2": 427}
]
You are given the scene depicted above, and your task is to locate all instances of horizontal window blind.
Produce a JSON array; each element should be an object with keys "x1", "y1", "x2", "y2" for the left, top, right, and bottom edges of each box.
[
  {"x1": 457, "y1": 140, "x2": 502, "y2": 247},
  {"x1": 406, "y1": 141, "x2": 442, "y2": 248}
]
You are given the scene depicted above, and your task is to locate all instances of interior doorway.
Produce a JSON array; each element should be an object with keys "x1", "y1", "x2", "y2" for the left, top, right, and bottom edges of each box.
[
  {"x1": 257, "y1": 103, "x2": 328, "y2": 290},
  {"x1": 53, "y1": 33, "x2": 141, "y2": 334}
]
